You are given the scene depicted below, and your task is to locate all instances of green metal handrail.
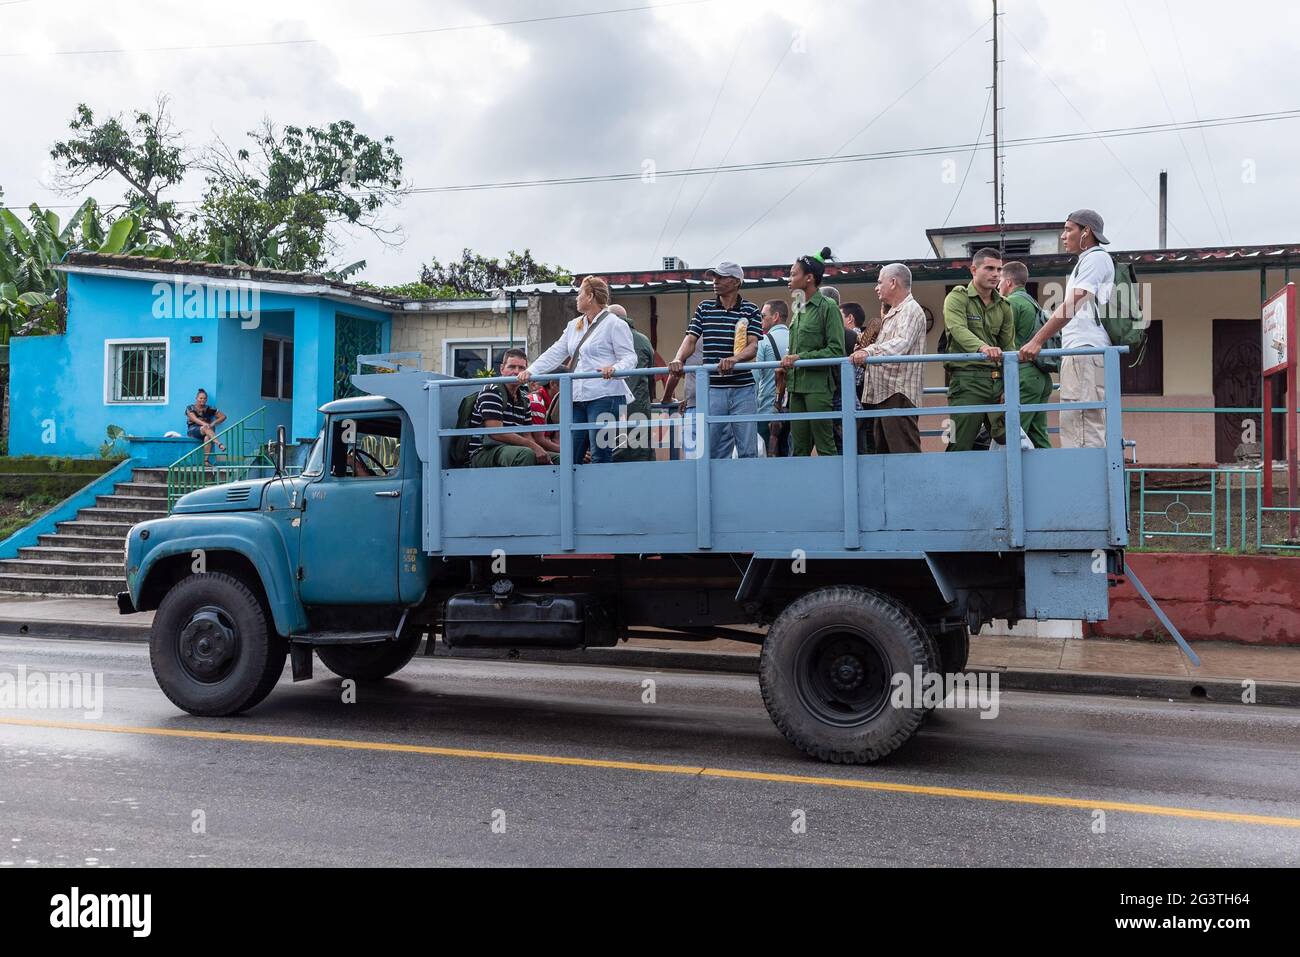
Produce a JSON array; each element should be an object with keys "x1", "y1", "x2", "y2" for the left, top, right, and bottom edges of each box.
[
  {"x1": 1127, "y1": 466, "x2": 1300, "y2": 554},
  {"x1": 166, "y1": 407, "x2": 275, "y2": 511}
]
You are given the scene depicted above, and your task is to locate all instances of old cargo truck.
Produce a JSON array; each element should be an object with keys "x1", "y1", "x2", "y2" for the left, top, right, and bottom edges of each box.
[{"x1": 119, "y1": 348, "x2": 1148, "y2": 763}]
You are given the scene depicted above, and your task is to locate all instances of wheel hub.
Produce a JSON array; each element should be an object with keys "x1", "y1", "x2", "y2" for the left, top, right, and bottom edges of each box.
[
  {"x1": 792, "y1": 629, "x2": 892, "y2": 728},
  {"x1": 179, "y1": 608, "x2": 237, "y2": 682},
  {"x1": 829, "y1": 654, "x2": 865, "y2": 691}
]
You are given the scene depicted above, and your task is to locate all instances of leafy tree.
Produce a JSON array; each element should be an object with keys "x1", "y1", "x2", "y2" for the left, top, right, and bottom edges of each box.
[
  {"x1": 49, "y1": 96, "x2": 191, "y2": 246},
  {"x1": 354, "y1": 280, "x2": 458, "y2": 300},
  {"x1": 48, "y1": 99, "x2": 408, "y2": 274},
  {"x1": 420, "y1": 248, "x2": 570, "y2": 298},
  {"x1": 194, "y1": 118, "x2": 407, "y2": 272}
]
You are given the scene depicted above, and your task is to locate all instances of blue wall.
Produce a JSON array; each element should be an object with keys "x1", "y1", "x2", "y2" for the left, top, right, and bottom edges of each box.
[
  {"x1": 9, "y1": 271, "x2": 392, "y2": 457},
  {"x1": 11, "y1": 273, "x2": 218, "y2": 457},
  {"x1": 216, "y1": 309, "x2": 294, "y2": 441},
  {"x1": 289, "y1": 300, "x2": 390, "y2": 443}
]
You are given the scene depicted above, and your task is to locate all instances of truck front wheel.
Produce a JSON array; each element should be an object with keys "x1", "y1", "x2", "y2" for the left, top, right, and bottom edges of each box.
[
  {"x1": 315, "y1": 625, "x2": 423, "y2": 682},
  {"x1": 760, "y1": 586, "x2": 937, "y2": 764},
  {"x1": 149, "y1": 573, "x2": 287, "y2": 716}
]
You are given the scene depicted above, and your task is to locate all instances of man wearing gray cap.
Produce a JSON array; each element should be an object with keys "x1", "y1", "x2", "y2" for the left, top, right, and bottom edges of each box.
[
  {"x1": 1020, "y1": 209, "x2": 1114, "y2": 448},
  {"x1": 665, "y1": 261, "x2": 762, "y2": 458}
]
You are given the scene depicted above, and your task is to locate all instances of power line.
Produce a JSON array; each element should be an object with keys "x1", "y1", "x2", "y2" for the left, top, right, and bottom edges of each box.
[
  {"x1": 7, "y1": 107, "x2": 1298, "y2": 212},
  {"x1": 650, "y1": 22, "x2": 747, "y2": 263},
  {"x1": 1121, "y1": 0, "x2": 1222, "y2": 242},
  {"x1": 706, "y1": 15, "x2": 995, "y2": 264},
  {"x1": 942, "y1": 85, "x2": 995, "y2": 231},
  {"x1": 1004, "y1": 23, "x2": 1191, "y2": 246},
  {"x1": 1164, "y1": 0, "x2": 1232, "y2": 241},
  {"x1": 403, "y1": 108, "x2": 1300, "y2": 193},
  {"x1": 666, "y1": 30, "x2": 796, "y2": 257},
  {"x1": 0, "y1": 0, "x2": 717, "y2": 58}
]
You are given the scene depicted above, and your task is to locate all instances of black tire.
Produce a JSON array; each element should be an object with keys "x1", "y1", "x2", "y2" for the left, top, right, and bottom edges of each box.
[
  {"x1": 933, "y1": 626, "x2": 971, "y2": 676},
  {"x1": 315, "y1": 625, "x2": 424, "y2": 682},
  {"x1": 760, "y1": 586, "x2": 937, "y2": 764},
  {"x1": 149, "y1": 572, "x2": 287, "y2": 716}
]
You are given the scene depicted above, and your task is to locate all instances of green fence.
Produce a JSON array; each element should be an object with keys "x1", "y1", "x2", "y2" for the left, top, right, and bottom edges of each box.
[
  {"x1": 166, "y1": 407, "x2": 278, "y2": 511},
  {"x1": 1128, "y1": 466, "x2": 1299, "y2": 553}
]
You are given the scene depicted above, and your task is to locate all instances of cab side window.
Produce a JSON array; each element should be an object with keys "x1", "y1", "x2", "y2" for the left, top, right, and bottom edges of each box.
[{"x1": 328, "y1": 415, "x2": 402, "y2": 479}]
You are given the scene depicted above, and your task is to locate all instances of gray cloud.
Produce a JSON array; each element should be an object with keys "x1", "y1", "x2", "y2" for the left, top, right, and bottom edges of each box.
[{"x1": 2, "y1": 0, "x2": 1298, "y2": 283}]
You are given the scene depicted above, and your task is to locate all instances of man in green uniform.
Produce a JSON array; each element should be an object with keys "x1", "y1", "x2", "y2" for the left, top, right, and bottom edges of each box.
[
  {"x1": 999, "y1": 261, "x2": 1055, "y2": 449},
  {"x1": 780, "y1": 248, "x2": 845, "y2": 456},
  {"x1": 610, "y1": 304, "x2": 656, "y2": 462},
  {"x1": 942, "y1": 246, "x2": 1015, "y2": 451}
]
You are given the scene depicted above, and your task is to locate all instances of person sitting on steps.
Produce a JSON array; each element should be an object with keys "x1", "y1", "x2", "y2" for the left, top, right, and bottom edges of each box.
[{"x1": 185, "y1": 388, "x2": 227, "y2": 468}]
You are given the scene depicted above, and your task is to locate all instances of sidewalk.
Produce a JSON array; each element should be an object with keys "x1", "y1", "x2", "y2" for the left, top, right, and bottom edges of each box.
[{"x1": 2, "y1": 596, "x2": 1298, "y2": 706}]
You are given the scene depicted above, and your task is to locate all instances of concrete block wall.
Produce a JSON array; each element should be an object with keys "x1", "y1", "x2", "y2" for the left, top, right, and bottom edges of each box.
[{"x1": 389, "y1": 310, "x2": 514, "y2": 373}]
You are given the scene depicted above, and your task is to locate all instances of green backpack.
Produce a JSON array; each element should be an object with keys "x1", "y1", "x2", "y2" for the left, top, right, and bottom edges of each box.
[
  {"x1": 448, "y1": 384, "x2": 503, "y2": 468},
  {"x1": 1089, "y1": 256, "x2": 1147, "y2": 365},
  {"x1": 1011, "y1": 289, "x2": 1061, "y2": 374}
]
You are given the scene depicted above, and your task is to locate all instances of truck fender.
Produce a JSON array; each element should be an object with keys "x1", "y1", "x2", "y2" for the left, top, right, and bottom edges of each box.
[{"x1": 135, "y1": 518, "x2": 306, "y2": 636}]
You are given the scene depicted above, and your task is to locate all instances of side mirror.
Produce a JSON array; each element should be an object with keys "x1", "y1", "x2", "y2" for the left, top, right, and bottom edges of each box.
[{"x1": 275, "y1": 425, "x2": 287, "y2": 476}]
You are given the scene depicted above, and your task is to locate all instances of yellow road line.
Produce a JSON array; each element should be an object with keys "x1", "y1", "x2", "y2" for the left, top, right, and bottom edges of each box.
[{"x1": 3, "y1": 715, "x2": 1298, "y2": 829}]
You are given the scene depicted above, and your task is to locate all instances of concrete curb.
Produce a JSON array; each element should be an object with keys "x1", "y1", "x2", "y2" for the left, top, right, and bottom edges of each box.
[
  {"x1": 4, "y1": 618, "x2": 1299, "y2": 708},
  {"x1": 0, "y1": 617, "x2": 150, "y2": 643}
]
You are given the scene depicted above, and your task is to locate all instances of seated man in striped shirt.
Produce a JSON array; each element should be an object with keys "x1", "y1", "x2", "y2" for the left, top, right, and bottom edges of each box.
[{"x1": 469, "y1": 349, "x2": 561, "y2": 467}]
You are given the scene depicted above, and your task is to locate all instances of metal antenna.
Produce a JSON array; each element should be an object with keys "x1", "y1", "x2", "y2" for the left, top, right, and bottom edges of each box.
[{"x1": 992, "y1": 0, "x2": 1005, "y2": 244}]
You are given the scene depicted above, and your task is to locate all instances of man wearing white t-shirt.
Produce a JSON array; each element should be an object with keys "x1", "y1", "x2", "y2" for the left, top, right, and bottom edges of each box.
[{"x1": 1019, "y1": 209, "x2": 1114, "y2": 448}]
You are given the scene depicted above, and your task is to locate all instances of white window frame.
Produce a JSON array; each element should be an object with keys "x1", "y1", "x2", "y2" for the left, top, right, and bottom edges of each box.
[
  {"x1": 442, "y1": 337, "x2": 519, "y2": 378},
  {"x1": 104, "y1": 337, "x2": 170, "y2": 406},
  {"x1": 260, "y1": 334, "x2": 293, "y2": 401}
]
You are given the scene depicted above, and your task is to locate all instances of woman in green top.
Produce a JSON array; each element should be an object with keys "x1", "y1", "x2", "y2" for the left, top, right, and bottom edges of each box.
[{"x1": 780, "y1": 247, "x2": 845, "y2": 456}]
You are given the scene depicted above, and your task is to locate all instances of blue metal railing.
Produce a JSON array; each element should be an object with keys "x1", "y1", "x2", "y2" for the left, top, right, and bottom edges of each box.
[{"x1": 425, "y1": 346, "x2": 1129, "y2": 554}]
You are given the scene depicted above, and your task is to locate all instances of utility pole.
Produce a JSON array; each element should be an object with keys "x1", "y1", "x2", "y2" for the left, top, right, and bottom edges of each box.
[
  {"x1": 1158, "y1": 170, "x2": 1169, "y2": 249},
  {"x1": 991, "y1": 0, "x2": 1005, "y2": 241}
]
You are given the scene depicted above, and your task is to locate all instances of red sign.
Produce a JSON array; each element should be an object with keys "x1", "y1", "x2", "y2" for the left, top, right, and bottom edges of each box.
[{"x1": 1260, "y1": 283, "x2": 1298, "y2": 538}]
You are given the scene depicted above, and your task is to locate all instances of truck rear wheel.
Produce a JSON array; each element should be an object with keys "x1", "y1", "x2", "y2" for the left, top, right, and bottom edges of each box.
[
  {"x1": 933, "y1": 625, "x2": 971, "y2": 675},
  {"x1": 760, "y1": 586, "x2": 937, "y2": 764},
  {"x1": 149, "y1": 573, "x2": 287, "y2": 716},
  {"x1": 316, "y1": 626, "x2": 423, "y2": 681}
]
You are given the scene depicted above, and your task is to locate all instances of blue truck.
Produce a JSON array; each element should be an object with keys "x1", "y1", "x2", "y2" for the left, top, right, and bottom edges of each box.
[{"x1": 119, "y1": 347, "x2": 1176, "y2": 763}]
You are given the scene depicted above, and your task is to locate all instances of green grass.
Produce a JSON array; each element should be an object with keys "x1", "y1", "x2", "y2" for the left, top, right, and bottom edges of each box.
[{"x1": 0, "y1": 493, "x2": 60, "y2": 540}]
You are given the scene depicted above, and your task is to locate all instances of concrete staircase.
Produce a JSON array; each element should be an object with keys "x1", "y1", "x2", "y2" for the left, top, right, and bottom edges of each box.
[{"x1": 0, "y1": 467, "x2": 169, "y2": 597}]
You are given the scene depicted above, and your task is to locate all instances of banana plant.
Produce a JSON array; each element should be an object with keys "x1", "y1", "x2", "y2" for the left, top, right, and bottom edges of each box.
[{"x1": 1, "y1": 199, "x2": 175, "y2": 338}]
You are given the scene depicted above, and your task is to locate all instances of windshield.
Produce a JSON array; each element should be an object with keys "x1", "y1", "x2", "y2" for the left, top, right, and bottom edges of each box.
[{"x1": 301, "y1": 428, "x2": 325, "y2": 477}]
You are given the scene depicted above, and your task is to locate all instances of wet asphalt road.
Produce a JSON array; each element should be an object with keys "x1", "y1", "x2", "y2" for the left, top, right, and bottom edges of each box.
[{"x1": 1, "y1": 636, "x2": 1298, "y2": 867}]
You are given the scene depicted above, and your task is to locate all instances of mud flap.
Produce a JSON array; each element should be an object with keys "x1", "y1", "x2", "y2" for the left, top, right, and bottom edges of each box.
[{"x1": 290, "y1": 642, "x2": 314, "y2": 681}]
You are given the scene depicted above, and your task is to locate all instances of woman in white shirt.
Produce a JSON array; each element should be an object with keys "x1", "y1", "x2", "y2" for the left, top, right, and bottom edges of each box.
[{"x1": 519, "y1": 275, "x2": 636, "y2": 464}]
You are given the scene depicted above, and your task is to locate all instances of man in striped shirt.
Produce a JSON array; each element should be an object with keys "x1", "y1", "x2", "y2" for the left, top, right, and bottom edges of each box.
[
  {"x1": 666, "y1": 261, "x2": 762, "y2": 459},
  {"x1": 469, "y1": 349, "x2": 561, "y2": 467}
]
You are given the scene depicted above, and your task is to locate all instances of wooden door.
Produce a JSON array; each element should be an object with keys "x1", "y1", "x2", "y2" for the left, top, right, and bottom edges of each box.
[{"x1": 1213, "y1": 319, "x2": 1283, "y2": 462}]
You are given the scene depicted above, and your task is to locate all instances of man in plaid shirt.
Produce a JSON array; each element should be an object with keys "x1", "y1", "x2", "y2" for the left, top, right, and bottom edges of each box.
[{"x1": 850, "y1": 263, "x2": 926, "y2": 454}]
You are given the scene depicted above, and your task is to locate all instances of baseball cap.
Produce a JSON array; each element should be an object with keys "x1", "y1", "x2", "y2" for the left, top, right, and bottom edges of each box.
[
  {"x1": 1066, "y1": 209, "x2": 1109, "y2": 245},
  {"x1": 703, "y1": 261, "x2": 745, "y2": 281}
]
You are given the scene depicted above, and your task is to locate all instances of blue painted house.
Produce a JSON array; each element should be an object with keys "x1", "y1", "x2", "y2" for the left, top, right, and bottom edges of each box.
[
  {"x1": 10, "y1": 252, "x2": 397, "y2": 461},
  {"x1": 0, "y1": 253, "x2": 517, "y2": 592}
]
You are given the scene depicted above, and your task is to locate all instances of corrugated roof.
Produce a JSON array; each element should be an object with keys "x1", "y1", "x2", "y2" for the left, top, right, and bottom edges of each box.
[
  {"x1": 59, "y1": 251, "x2": 413, "y2": 303},
  {"x1": 566, "y1": 243, "x2": 1300, "y2": 292},
  {"x1": 59, "y1": 243, "x2": 1300, "y2": 305},
  {"x1": 925, "y1": 221, "x2": 1066, "y2": 237}
]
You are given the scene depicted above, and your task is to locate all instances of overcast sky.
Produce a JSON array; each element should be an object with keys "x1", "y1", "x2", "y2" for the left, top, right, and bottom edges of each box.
[{"x1": 3, "y1": 0, "x2": 1299, "y2": 283}]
